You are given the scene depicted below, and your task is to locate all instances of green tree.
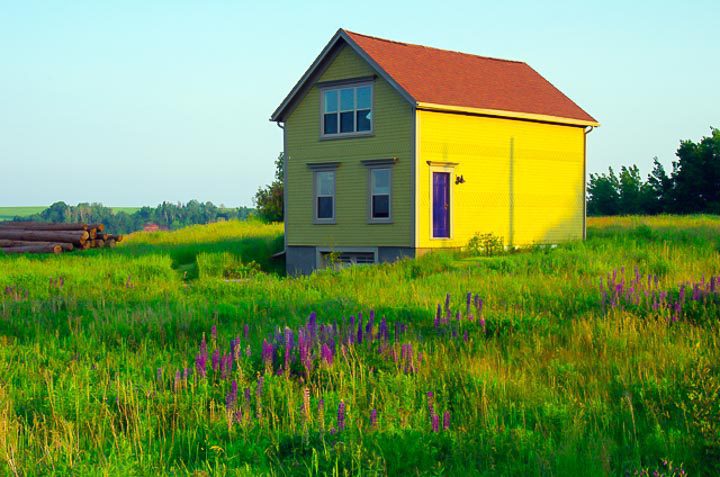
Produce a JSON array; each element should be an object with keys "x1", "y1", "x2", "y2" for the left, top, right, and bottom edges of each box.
[
  {"x1": 254, "y1": 153, "x2": 284, "y2": 222},
  {"x1": 587, "y1": 167, "x2": 621, "y2": 215},
  {"x1": 646, "y1": 157, "x2": 673, "y2": 213},
  {"x1": 670, "y1": 128, "x2": 720, "y2": 213}
]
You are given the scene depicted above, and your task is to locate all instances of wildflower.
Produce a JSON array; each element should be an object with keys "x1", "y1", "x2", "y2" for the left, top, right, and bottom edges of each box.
[
  {"x1": 303, "y1": 387, "x2": 311, "y2": 420},
  {"x1": 337, "y1": 401, "x2": 346, "y2": 431},
  {"x1": 443, "y1": 411, "x2": 451, "y2": 430},
  {"x1": 321, "y1": 343, "x2": 334, "y2": 366},
  {"x1": 307, "y1": 312, "x2": 317, "y2": 341},
  {"x1": 225, "y1": 380, "x2": 238, "y2": 410},
  {"x1": 431, "y1": 411, "x2": 439, "y2": 433},
  {"x1": 318, "y1": 398, "x2": 325, "y2": 431},
  {"x1": 262, "y1": 339, "x2": 274, "y2": 370},
  {"x1": 212, "y1": 349, "x2": 221, "y2": 372},
  {"x1": 434, "y1": 304, "x2": 442, "y2": 329},
  {"x1": 444, "y1": 293, "x2": 451, "y2": 312},
  {"x1": 370, "y1": 408, "x2": 377, "y2": 429},
  {"x1": 379, "y1": 317, "x2": 388, "y2": 341},
  {"x1": 466, "y1": 292, "x2": 472, "y2": 316},
  {"x1": 426, "y1": 391, "x2": 434, "y2": 413},
  {"x1": 195, "y1": 352, "x2": 207, "y2": 378},
  {"x1": 183, "y1": 367, "x2": 190, "y2": 380},
  {"x1": 256, "y1": 376, "x2": 264, "y2": 397},
  {"x1": 244, "y1": 387, "x2": 251, "y2": 405},
  {"x1": 174, "y1": 370, "x2": 181, "y2": 392},
  {"x1": 211, "y1": 324, "x2": 217, "y2": 341},
  {"x1": 221, "y1": 353, "x2": 232, "y2": 379},
  {"x1": 357, "y1": 313, "x2": 363, "y2": 344}
]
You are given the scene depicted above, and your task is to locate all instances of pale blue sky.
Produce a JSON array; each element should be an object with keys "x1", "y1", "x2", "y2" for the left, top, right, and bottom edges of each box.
[{"x1": 1, "y1": 1, "x2": 717, "y2": 207}]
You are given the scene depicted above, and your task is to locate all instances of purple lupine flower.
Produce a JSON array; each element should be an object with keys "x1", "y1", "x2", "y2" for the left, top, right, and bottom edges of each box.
[
  {"x1": 321, "y1": 343, "x2": 334, "y2": 366},
  {"x1": 357, "y1": 313, "x2": 363, "y2": 344},
  {"x1": 307, "y1": 312, "x2": 317, "y2": 341},
  {"x1": 212, "y1": 349, "x2": 221, "y2": 372},
  {"x1": 379, "y1": 317, "x2": 388, "y2": 341},
  {"x1": 256, "y1": 376, "x2": 264, "y2": 397},
  {"x1": 710, "y1": 276, "x2": 717, "y2": 293},
  {"x1": 245, "y1": 344, "x2": 251, "y2": 358},
  {"x1": 466, "y1": 292, "x2": 472, "y2": 316},
  {"x1": 444, "y1": 293, "x2": 451, "y2": 312},
  {"x1": 435, "y1": 304, "x2": 442, "y2": 329},
  {"x1": 244, "y1": 387, "x2": 251, "y2": 405},
  {"x1": 230, "y1": 338, "x2": 238, "y2": 357},
  {"x1": 431, "y1": 412, "x2": 439, "y2": 433},
  {"x1": 443, "y1": 411, "x2": 451, "y2": 430},
  {"x1": 211, "y1": 324, "x2": 217, "y2": 341},
  {"x1": 426, "y1": 391, "x2": 434, "y2": 413},
  {"x1": 370, "y1": 408, "x2": 377, "y2": 428},
  {"x1": 679, "y1": 285, "x2": 686, "y2": 304},
  {"x1": 200, "y1": 334, "x2": 208, "y2": 356},
  {"x1": 348, "y1": 316, "x2": 355, "y2": 344},
  {"x1": 337, "y1": 401, "x2": 346, "y2": 431},
  {"x1": 174, "y1": 370, "x2": 181, "y2": 392},
  {"x1": 284, "y1": 327, "x2": 294, "y2": 374},
  {"x1": 243, "y1": 323, "x2": 249, "y2": 338},
  {"x1": 692, "y1": 284, "x2": 701, "y2": 301},
  {"x1": 183, "y1": 367, "x2": 190, "y2": 380},
  {"x1": 456, "y1": 311, "x2": 461, "y2": 322},
  {"x1": 262, "y1": 339, "x2": 274, "y2": 370},
  {"x1": 463, "y1": 330, "x2": 469, "y2": 342},
  {"x1": 221, "y1": 353, "x2": 233, "y2": 379},
  {"x1": 225, "y1": 380, "x2": 238, "y2": 410},
  {"x1": 195, "y1": 352, "x2": 207, "y2": 377}
]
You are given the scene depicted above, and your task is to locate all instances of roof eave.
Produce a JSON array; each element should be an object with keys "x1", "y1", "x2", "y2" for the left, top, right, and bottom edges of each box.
[
  {"x1": 270, "y1": 29, "x2": 416, "y2": 123},
  {"x1": 415, "y1": 102, "x2": 600, "y2": 127}
]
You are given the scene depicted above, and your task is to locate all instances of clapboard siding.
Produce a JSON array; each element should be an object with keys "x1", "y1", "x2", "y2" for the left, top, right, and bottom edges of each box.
[
  {"x1": 417, "y1": 110, "x2": 585, "y2": 248},
  {"x1": 285, "y1": 45, "x2": 413, "y2": 247}
]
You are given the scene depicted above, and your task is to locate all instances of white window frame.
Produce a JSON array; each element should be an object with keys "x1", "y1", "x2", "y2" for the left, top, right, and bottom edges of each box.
[
  {"x1": 369, "y1": 167, "x2": 392, "y2": 223},
  {"x1": 362, "y1": 158, "x2": 396, "y2": 224},
  {"x1": 320, "y1": 82, "x2": 374, "y2": 139},
  {"x1": 313, "y1": 168, "x2": 336, "y2": 224}
]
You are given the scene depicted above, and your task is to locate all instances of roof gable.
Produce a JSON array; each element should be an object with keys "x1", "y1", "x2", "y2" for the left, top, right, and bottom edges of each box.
[{"x1": 271, "y1": 29, "x2": 598, "y2": 126}]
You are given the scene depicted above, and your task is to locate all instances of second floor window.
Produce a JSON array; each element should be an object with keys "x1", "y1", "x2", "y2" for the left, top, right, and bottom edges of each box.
[{"x1": 322, "y1": 84, "x2": 372, "y2": 136}]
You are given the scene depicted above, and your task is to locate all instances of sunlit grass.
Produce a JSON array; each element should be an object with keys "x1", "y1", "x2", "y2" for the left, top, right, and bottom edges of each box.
[{"x1": 0, "y1": 216, "x2": 717, "y2": 475}]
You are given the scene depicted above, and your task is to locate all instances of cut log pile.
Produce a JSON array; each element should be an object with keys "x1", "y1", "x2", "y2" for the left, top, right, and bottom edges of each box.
[{"x1": 0, "y1": 222, "x2": 123, "y2": 254}]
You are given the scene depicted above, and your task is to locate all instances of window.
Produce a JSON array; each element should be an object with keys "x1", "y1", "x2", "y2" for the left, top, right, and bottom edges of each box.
[
  {"x1": 370, "y1": 168, "x2": 391, "y2": 220},
  {"x1": 315, "y1": 170, "x2": 335, "y2": 221},
  {"x1": 322, "y1": 84, "x2": 372, "y2": 136}
]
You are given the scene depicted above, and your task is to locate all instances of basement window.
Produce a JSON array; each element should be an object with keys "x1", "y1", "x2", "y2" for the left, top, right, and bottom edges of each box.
[
  {"x1": 319, "y1": 250, "x2": 377, "y2": 269},
  {"x1": 322, "y1": 84, "x2": 373, "y2": 137}
]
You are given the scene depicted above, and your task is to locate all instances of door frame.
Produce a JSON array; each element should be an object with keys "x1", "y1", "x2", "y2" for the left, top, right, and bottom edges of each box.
[{"x1": 428, "y1": 162, "x2": 457, "y2": 241}]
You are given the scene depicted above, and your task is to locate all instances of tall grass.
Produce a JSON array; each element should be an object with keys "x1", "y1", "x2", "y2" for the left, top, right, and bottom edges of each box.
[{"x1": 0, "y1": 216, "x2": 717, "y2": 475}]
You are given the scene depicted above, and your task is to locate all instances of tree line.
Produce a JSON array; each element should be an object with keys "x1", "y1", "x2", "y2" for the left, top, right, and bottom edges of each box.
[
  {"x1": 588, "y1": 128, "x2": 719, "y2": 215},
  {"x1": 13, "y1": 201, "x2": 254, "y2": 234}
]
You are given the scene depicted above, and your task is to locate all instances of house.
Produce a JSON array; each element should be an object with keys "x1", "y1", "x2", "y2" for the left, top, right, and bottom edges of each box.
[{"x1": 271, "y1": 29, "x2": 599, "y2": 275}]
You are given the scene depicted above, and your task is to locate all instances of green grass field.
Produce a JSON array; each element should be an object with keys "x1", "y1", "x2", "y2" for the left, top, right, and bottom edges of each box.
[
  {"x1": 0, "y1": 216, "x2": 718, "y2": 475},
  {"x1": 0, "y1": 206, "x2": 141, "y2": 221}
]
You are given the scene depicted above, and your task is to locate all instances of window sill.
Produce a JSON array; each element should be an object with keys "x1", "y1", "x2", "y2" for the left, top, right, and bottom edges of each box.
[
  {"x1": 313, "y1": 220, "x2": 336, "y2": 225},
  {"x1": 368, "y1": 219, "x2": 393, "y2": 225},
  {"x1": 319, "y1": 132, "x2": 374, "y2": 141}
]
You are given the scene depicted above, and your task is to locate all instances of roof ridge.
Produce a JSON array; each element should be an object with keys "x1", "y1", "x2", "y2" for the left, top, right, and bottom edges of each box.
[{"x1": 343, "y1": 29, "x2": 525, "y2": 65}]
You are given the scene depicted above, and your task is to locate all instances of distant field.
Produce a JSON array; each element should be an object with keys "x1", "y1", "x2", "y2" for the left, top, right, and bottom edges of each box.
[{"x1": 0, "y1": 206, "x2": 141, "y2": 221}]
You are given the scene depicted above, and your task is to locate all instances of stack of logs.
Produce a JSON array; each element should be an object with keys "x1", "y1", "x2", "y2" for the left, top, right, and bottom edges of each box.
[{"x1": 0, "y1": 222, "x2": 124, "y2": 254}]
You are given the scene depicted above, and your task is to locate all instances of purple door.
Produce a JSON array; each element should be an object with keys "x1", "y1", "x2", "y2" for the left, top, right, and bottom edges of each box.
[{"x1": 432, "y1": 172, "x2": 450, "y2": 238}]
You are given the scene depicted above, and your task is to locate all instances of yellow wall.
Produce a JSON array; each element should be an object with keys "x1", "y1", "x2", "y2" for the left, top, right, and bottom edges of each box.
[
  {"x1": 285, "y1": 45, "x2": 414, "y2": 247},
  {"x1": 416, "y1": 110, "x2": 585, "y2": 249}
]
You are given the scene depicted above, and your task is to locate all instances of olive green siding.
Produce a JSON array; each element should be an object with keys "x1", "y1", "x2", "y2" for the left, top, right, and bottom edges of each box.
[{"x1": 285, "y1": 45, "x2": 414, "y2": 247}]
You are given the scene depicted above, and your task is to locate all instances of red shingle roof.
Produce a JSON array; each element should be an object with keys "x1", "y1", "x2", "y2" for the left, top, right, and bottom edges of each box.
[{"x1": 344, "y1": 30, "x2": 597, "y2": 124}]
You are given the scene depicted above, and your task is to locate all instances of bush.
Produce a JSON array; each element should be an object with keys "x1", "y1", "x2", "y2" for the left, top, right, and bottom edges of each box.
[{"x1": 466, "y1": 233, "x2": 504, "y2": 257}]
